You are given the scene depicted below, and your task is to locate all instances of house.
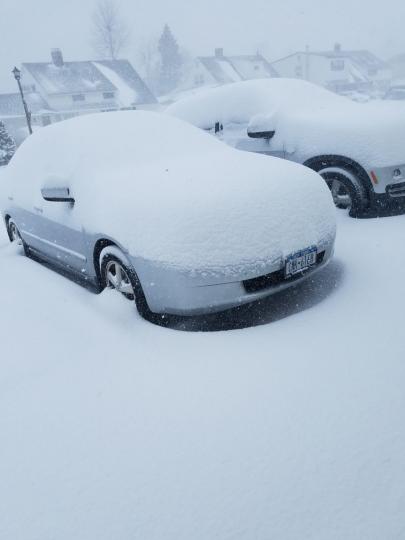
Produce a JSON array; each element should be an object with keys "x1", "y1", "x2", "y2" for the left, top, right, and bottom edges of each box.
[
  {"x1": 181, "y1": 48, "x2": 278, "y2": 91},
  {"x1": 270, "y1": 44, "x2": 391, "y2": 94},
  {"x1": 388, "y1": 54, "x2": 405, "y2": 82},
  {"x1": 21, "y1": 49, "x2": 157, "y2": 114},
  {"x1": 0, "y1": 49, "x2": 157, "y2": 145}
]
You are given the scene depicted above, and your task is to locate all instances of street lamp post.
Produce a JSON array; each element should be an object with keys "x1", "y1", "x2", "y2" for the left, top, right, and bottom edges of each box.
[{"x1": 12, "y1": 66, "x2": 32, "y2": 135}]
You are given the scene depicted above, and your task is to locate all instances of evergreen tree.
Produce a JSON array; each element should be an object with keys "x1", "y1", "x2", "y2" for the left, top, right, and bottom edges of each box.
[
  {"x1": 0, "y1": 121, "x2": 16, "y2": 166},
  {"x1": 157, "y1": 24, "x2": 182, "y2": 95}
]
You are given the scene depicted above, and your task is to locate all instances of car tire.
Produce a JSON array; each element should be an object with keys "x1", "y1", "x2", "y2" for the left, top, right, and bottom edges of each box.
[
  {"x1": 99, "y1": 247, "x2": 154, "y2": 321},
  {"x1": 7, "y1": 219, "x2": 29, "y2": 255},
  {"x1": 319, "y1": 167, "x2": 368, "y2": 217}
]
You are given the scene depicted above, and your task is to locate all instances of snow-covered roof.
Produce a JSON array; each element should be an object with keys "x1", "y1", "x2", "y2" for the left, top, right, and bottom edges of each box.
[
  {"x1": 227, "y1": 55, "x2": 279, "y2": 79},
  {"x1": 198, "y1": 54, "x2": 277, "y2": 84},
  {"x1": 321, "y1": 50, "x2": 388, "y2": 76},
  {"x1": 94, "y1": 60, "x2": 157, "y2": 106},
  {"x1": 22, "y1": 58, "x2": 157, "y2": 105},
  {"x1": 0, "y1": 92, "x2": 49, "y2": 118},
  {"x1": 198, "y1": 57, "x2": 242, "y2": 84},
  {"x1": 22, "y1": 61, "x2": 115, "y2": 95}
]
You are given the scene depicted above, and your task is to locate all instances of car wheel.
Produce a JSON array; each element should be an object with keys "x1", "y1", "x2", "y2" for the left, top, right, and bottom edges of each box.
[
  {"x1": 99, "y1": 248, "x2": 153, "y2": 321},
  {"x1": 319, "y1": 168, "x2": 368, "y2": 217},
  {"x1": 7, "y1": 219, "x2": 28, "y2": 254}
]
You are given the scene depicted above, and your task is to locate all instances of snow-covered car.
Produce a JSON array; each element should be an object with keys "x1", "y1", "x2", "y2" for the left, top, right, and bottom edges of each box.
[
  {"x1": 0, "y1": 111, "x2": 335, "y2": 322},
  {"x1": 167, "y1": 78, "x2": 405, "y2": 216}
]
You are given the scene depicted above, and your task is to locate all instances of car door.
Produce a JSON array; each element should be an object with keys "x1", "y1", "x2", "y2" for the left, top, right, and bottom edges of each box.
[{"x1": 23, "y1": 185, "x2": 88, "y2": 274}]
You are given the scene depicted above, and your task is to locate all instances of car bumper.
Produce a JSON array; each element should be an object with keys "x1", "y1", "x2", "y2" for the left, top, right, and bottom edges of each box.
[
  {"x1": 369, "y1": 187, "x2": 405, "y2": 216},
  {"x1": 136, "y1": 238, "x2": 335, "y2": 316}
]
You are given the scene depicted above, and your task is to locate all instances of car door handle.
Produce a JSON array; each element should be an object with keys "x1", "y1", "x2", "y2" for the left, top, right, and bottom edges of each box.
[{"x1": 33, "y1": 206, "x2": 43, "y2": 214}]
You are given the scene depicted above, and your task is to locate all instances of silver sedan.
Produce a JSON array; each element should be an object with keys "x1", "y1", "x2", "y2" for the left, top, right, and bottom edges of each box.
[{"x1": 1, "y1": 110, "x2": 336, "y2": 323}]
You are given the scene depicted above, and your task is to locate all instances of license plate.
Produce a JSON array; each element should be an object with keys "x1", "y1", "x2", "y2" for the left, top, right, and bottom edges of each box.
[{"x1": 285, "y1": 247, "x2": 317, "y2": 277}]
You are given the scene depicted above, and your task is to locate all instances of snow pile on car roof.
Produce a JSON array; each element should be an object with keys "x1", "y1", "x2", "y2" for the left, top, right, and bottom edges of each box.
[
  {"x1": 2, "y1": 111, "x2": 335, "y2": 273},
  {"x1": 167, "y1": 78, "x2": 405, "y2": 168},
  {"x1": 166, "y1": 78, "x2": 346, "y2": 129}
]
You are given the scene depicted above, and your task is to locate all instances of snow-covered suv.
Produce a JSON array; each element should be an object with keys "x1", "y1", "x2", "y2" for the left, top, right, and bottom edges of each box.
[{"x1": 167, "y1": 78, "x2": 405, "y2": 217}]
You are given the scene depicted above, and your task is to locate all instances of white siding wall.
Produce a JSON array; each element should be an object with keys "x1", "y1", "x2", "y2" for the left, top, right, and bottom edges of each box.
[
  {"x1": 272, "y1": 54, "x2": 359, "y2": 86},
  {"x1": 272, "y1": 53, "x2": 391, "y2": 91},
  {"x1": 179, "y1": 59, "x2": 218, "y2": 91},
  {"x1": 46, "y1": 92, "x2": 110, "y2": 111},
  {"x1": 307, "y1": 55, "x2": 355, "y2": 86}
]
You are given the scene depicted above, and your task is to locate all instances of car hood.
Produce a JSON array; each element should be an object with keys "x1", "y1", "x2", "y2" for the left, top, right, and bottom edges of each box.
[{"x1": 80, "y1": 148, "x2": 336, "y2": 274}]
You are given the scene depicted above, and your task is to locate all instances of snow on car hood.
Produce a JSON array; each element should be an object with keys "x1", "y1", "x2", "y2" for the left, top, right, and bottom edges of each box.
[
  {"x1": 1, "y1": 111, "x2": 336, "y2": 273},
  {"x1": 167, "y1": 79, "x2": 405, "y2": 168}
]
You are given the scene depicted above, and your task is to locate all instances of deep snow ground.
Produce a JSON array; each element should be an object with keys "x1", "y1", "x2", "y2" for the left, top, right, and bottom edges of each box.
[{"x1": 1, "y1": 211, "x2": 405, "y2": 539}]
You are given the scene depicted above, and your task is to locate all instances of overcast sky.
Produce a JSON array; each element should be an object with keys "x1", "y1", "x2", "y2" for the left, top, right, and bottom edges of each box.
[{"x1": 1, "y1": 0, "x2": 404, "y2": 91}]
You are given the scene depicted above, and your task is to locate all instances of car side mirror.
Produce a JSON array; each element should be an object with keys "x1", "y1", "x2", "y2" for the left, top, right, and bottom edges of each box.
[
  {"x1": 247, "y1": 111, "x2": 277, "y2": 140},
  {"x1": 41, "y1": 187, "x2": 75, "y2": 204}
]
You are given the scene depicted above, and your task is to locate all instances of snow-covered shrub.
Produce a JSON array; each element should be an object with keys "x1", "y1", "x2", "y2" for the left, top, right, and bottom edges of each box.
[{"x1": 0, "y1": 121, "x2": 16, "y2": 166}]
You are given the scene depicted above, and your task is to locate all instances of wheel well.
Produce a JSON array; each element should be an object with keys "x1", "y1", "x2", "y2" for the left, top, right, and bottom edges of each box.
[
  {"x1": 92, "y1": 239, "x2": 152, "y2": 318},
  {"x1": 304, "y1": 155, "x2": 373, "y2": 197},
  {"x1": 4, "y1": 215, "x2": 12, "y2": 240},
  {"x1": 93, "y1": 239, "x2": 117, "y2": 283}
]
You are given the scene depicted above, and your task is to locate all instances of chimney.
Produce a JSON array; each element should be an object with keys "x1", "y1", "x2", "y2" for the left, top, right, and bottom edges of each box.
[
  {"x1": 51, "y1": 48, "x2": 64, "y2": 67},
  {"x1": 334, "y1": 43, "x2": 342, "y2": 54},
  {"x1": 215, "y1": 48, "x2": 224, "y2": 58}
]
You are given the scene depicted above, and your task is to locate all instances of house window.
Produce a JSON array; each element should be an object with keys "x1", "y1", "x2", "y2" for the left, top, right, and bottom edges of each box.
[
  {"x1": 72, "y1": 94, "x2": 85, "y2": 102},
  {"x1": 295, "y1": 65, "x2": 303, "y2": 77},
  {"x1": 331, "y1": 59, "x2": 345, "y2": 71},
  {"x1": 254, "y1": 65, "x2": 260, "y2": 71},
  {"x1": 368, "y1": 67, "x2": 377, "y2": 76},
  {"x1": 103, "y1": 92, "x2": 115, "y2": 99}
]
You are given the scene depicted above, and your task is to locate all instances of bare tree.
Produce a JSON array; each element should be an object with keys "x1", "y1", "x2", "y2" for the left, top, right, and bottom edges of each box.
[{"x1": 91, "y1": 0, "x2": 130, "y2": 60}]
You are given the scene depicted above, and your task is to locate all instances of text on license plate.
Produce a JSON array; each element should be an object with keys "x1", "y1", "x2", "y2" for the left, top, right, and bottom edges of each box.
[{"x1": 285, "y1": 247, "x2": 317, "y2": 277}]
